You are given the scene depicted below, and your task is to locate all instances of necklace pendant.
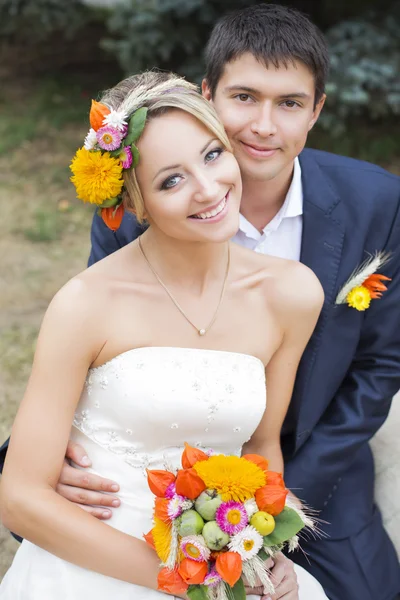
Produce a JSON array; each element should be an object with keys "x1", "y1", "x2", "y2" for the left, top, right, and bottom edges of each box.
[{"x1": 198, "y1": 329, "x2": 206, "y2": 336}]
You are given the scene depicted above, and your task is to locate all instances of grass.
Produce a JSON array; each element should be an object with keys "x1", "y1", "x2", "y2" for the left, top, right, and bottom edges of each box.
[
  {"x1": 0, "y1": 75, "x2": 96, "y2": 579},
  {"x1": 0, "y1": 73, "x2": 399, "y2": 581},
  {"x1": 0, "y1": 77, "x2": 89, "y2": 156},
  {"x1": 0, "y1": 325, "x2": 38, "y2": 380},
  {"x1": 23, "y1": 208, "x2": 62, "y2": 242}
]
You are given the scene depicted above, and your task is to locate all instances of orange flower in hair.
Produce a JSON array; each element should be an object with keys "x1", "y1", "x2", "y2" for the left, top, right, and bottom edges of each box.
[
  {"x1": 101, "y1": 204, "x2": 124, "y2": 231},
  {"x1": 90, "y1": 100, "x2": 111, "y2": 131}
]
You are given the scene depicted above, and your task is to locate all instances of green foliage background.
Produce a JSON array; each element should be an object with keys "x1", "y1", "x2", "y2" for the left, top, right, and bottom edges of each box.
[{"x1": 1, "y1": 0, "x2": 399, "y2": 149}]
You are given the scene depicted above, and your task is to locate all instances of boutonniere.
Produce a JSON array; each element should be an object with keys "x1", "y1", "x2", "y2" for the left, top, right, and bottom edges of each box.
[{"x1": 335, "y1": 252, "x2": 392, "y2": 311}]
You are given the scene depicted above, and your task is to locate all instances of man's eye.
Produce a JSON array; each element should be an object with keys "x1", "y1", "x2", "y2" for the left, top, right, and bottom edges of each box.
[
  {"x1": 205, "y1": 148, "x2": 224, "y2": 163},
  {"x1": 161, "y1": 174, "x2": 182, "y2": 190},
  {"x1": 282, "y1": 100, "x2": 300, "y2": 108},
  {"x1": 235, "y1": 94, "x2": 251, "y2": 102}
]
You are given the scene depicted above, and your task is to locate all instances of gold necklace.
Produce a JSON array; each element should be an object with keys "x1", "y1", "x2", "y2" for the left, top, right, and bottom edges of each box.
[{"x1": 138, "y1": 237, "x2": 230, "y2": 336}]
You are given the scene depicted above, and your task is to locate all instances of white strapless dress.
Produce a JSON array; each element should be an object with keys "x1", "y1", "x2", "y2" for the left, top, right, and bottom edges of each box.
[{"x1": 0, "y1": 347, "x2": 327, "y2": 599}]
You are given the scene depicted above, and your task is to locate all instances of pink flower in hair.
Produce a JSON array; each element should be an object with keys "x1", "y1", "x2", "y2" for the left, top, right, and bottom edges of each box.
[
  {"x1": 96, "y1": 126, "x2": 122, "y2": 151},
  {"x1": 119, "y1": 146, "x2": 133, "y2": 169}
]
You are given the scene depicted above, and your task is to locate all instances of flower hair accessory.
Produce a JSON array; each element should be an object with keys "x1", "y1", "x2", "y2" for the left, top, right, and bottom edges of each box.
[
  {"x1": 335, "y1": 251, "x2": 391, "y2": 311},
  {"x1": 70, "y1": 99, "x2": 148, "y2": 230}
]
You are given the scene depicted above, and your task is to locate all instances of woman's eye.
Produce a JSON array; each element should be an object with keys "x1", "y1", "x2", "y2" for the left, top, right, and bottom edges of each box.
[
  {"x1": 205, "y1": 148, "x2": 224, "y2": 163},
  {"x1": 161, "y1": 174, "x2": 182, "y2": 190}
]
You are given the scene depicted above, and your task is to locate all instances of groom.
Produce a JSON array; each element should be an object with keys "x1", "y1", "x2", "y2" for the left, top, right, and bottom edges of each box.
[{"x1": 1, "y1": 4, "x2": 400, "y2": 599}]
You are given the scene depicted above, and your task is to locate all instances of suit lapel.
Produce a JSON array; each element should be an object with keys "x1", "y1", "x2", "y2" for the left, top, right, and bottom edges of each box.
[
  {"x1": 299, "y1": 150, "x2": 345, "y2": 300},
  {"x1": 293, "y1": 151, "x2": 346, "y2": 443}
]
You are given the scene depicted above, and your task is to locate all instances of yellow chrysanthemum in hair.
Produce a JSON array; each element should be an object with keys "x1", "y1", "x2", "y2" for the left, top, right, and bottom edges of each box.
[
  {"x1": 193, "y1": 455, "x2": 266, "y2": 503},
  {"x1": 346, "y1": 286, "x2": 371, "y2": 311},
  {"x1": 152, "y1": 517, "x2": 172, "y2": 564},
  {"x1": 70, "y1": 148, "x2": 123, "y2": 205}
]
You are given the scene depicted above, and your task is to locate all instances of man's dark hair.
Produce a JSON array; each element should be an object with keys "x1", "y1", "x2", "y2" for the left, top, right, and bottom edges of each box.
[{"x1": 204, "y1": 3, "x2": 329, "y2": 105}]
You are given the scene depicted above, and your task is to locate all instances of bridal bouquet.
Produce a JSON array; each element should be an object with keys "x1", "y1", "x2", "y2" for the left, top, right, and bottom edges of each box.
[{"x1": 144, "y1": 443, "x2": 314, "y2": 600}]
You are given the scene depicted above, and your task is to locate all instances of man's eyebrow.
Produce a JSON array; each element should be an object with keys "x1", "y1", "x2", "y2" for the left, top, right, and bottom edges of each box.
[
  {"x1": 224, "y1": 86, "x2": 311, "y2": 101},
  {"x1": 277, "y1": 92, "x2": 311, "y2": 100},
  {"x1": 152, "y1": 138, "x2": 218, "y2": 182},
  {"x1": 224, "y1": 85, "x2": 260, "y2": 95}
]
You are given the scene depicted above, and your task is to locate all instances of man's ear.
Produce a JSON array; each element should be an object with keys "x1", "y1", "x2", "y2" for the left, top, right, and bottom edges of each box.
[
  {"x1": 308, "y1": 93, "x2": 326, "y2": 131},
  {"x1": 201, "y1": 79, "x2": 212, "y2": 102}
]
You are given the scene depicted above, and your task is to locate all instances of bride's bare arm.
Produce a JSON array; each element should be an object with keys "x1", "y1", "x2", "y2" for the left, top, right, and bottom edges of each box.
[
  {"x1": 242, "y1": 262, "x2": 324, "y2": 473},
  {"x1": 0, "y1": 278, "x2": 162, "y2": 592}
]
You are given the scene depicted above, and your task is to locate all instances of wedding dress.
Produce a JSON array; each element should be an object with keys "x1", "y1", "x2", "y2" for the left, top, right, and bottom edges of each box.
[{"x1": 0, "y1": 347, "x2": 327, "y2": 599}]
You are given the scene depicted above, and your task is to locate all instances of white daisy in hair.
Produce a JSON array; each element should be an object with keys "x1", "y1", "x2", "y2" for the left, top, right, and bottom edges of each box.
[
  {"x1": 83, "y1": 128, "x2": 97, "y2": 150},
  {"x1": 103, "y1": 108, "x2": 128, "y2": 131}
]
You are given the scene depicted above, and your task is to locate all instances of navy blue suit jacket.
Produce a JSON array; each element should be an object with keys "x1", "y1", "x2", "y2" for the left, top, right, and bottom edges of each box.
[{"x1": 2, "y1": 149, "x2": 400, "y2": 544}]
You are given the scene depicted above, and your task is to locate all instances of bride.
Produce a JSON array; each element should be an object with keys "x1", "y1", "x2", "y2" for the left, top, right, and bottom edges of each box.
[{"x1": 0, "y1": 71, "x2": 327, "y2": 599}]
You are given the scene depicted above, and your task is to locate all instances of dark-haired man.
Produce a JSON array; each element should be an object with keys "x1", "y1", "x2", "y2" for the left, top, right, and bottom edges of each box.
[{"x1": 1, "y1": 4, "x2": 400, "y2": 599}]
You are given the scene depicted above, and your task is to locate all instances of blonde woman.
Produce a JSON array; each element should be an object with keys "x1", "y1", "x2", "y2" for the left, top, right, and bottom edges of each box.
[{"x1": 0, "y1": 72, "x2": 326, "y2": 599}]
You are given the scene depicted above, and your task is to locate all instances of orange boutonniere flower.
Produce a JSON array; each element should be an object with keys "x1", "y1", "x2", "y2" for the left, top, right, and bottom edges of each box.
[
  {"x1": 363, "y1": 274, "x2": 391, "y2": 299},
  {"x1": 335, "y1": 252, "x2": 391, "y2": 311}
]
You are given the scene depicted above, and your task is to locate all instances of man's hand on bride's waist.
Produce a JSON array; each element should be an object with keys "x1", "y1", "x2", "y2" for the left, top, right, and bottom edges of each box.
[{"x1": 56, "y1": 439, "x2": 121, "y2": 519}]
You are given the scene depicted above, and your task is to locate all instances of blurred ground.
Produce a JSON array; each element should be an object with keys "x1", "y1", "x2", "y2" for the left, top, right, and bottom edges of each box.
[
  {"x1": 0, "y1": 78, "x2": 93, "y2": 577},
  {"x1": 0, "y1": 76, "x2": 399, "y2": 581}
]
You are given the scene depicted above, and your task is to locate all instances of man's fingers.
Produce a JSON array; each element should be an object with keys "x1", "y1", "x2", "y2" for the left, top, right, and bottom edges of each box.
[
  {"x1": 270, "y1": 578, "x2": 299, "y2": 599},
  {"x1": 270, "y1": 561, "x2": 286, "y2": 587},
  {"x1": 56, "y1": 483, "x2": 121, "y2": 508},
  {"x1": 76, "y1": 503, "x2": 113, "y2": 520},
  {"x1": 269, "y1": 590, "x2": 299, "y2": 600},
  {"x1": 244, "y1": 585, "x2": 264, "y2": 595},
  {"x1": 264, "y1": 557, "x2": 274, "y2": 570},
  {"x1": 270, "y1": 553, "x2": 293, "y2": 587},
  {"x1": 59, "y1": 461, "x2": 119, "y2": 493},
  {"x1": 66, "y1": 440, "x2": 92, "y2": 467}
]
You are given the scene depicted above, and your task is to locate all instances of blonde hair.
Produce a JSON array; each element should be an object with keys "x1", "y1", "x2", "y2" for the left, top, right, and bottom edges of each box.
[{"x1": 100, "y1": 71, "x2": 232, "y2": 222}]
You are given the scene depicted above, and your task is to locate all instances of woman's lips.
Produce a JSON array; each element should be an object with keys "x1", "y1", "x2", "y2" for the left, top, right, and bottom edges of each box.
[{"x1": 188, "y1": 191, "x2": 230, "y2": 223}]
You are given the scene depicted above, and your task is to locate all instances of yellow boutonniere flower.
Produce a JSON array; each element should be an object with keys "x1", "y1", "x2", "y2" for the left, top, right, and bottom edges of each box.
[{"x1": 346, "y1": 286, "x2": 371, "y2": 311}]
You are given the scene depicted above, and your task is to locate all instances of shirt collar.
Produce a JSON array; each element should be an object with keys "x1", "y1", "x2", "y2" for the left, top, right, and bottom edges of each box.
[
  {"x1": 238, "y1": 157, "x2": 303, "y2": 238},
  {"x1": 284, "y1": 157, "x2": 303, "y2": 218}
]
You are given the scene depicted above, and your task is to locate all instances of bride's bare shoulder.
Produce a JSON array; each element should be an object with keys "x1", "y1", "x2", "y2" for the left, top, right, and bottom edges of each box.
[
  {"x1": 232, "y1": 243, "x2": 324, "y2": 315},
  {"x1": 58, "y1": 242, "x2": 141, "y2": 299}
]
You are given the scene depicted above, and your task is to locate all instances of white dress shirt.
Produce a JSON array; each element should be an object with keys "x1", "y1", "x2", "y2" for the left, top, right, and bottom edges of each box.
[{"x1": 232, "y1": 157, "x2": 303, "y2": 261}]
